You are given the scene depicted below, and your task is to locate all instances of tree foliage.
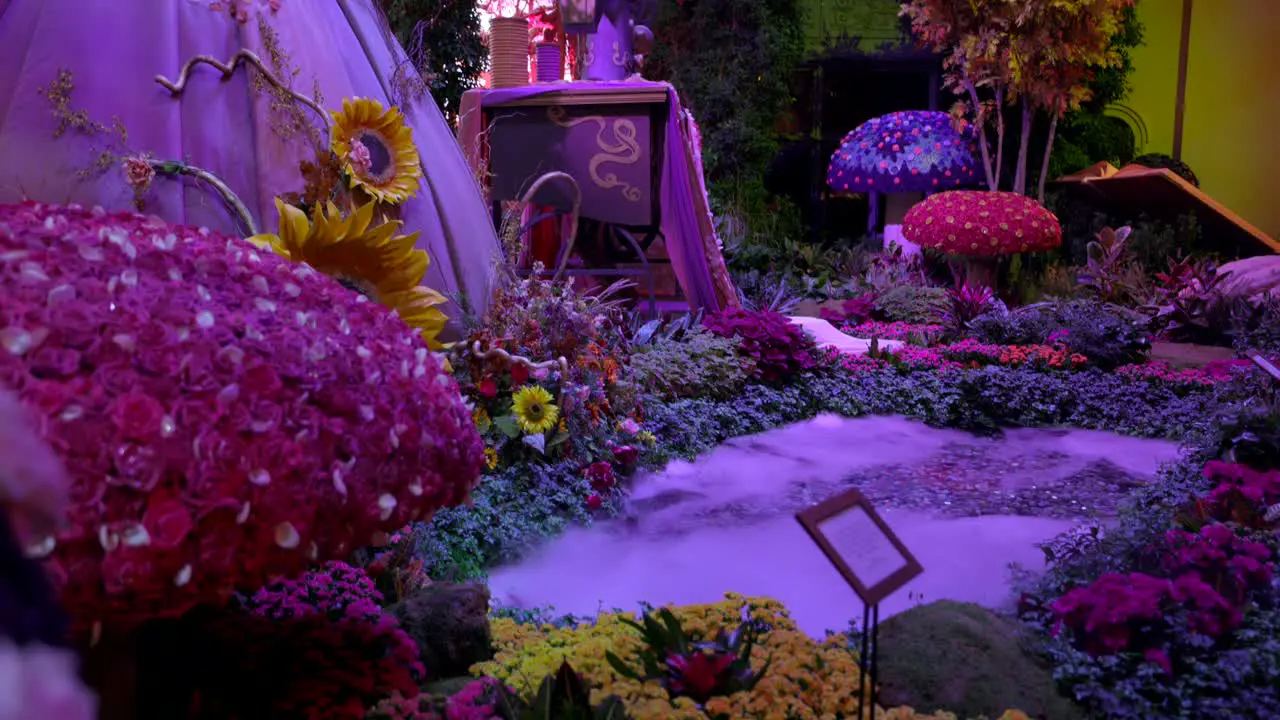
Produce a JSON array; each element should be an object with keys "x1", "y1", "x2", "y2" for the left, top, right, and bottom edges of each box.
[
  {"x1": 645, "y1": 0, "x2": 803, "y2": 196},
  {"x1": 378, "y1": 0, "x2": 488, "y2": 127},
  {"x1": 901, "y1": 0, "x2": 1133, "y2": 200}
]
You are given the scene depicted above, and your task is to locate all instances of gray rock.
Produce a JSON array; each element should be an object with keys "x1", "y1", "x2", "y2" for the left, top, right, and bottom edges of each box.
[
  {"x1": 387, "y1": 582, "x2": 493, "y2": 682},
  {"x1": 1217, "y1": 255, "x2": 1280, "y2": 304},
  {"x1": 875, "y1": 601, "x2": 1085, "y2": 720}
]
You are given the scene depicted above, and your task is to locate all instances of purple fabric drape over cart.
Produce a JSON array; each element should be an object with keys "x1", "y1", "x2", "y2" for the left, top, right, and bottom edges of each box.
[
  {"x1": 0, "y1": 0, "x2": 501, "y2": 327},
  {"x1": 458, "y1": 81, "x2": 722, "y2": 312}
]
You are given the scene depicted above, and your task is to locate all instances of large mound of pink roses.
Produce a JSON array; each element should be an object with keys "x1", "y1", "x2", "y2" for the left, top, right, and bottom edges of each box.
[{"x1": 0, "y1": 202, "x2": 484, "y2": 633}]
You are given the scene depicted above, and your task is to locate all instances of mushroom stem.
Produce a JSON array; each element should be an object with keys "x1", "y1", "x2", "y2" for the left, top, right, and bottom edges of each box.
[{"x1": 965, "y1": 257, "x2": 1000, "y2": 290}]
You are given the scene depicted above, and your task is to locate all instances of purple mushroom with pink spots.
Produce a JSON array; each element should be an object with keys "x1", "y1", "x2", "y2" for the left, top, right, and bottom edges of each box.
[{"x1": 826, "y1": 110, "x2": 979, "y2": 249}]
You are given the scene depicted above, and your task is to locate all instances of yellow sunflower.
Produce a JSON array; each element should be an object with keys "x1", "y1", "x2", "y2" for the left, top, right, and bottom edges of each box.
[
  {"x1": 247, "y1": 197, "x2": 448, "y2": 349},
  {"x1": 511, "y1": 385, "x2": 559, "y2": 435},
  {"x1": 330, "y1": 97, "x2": 423, "y2": 205}
]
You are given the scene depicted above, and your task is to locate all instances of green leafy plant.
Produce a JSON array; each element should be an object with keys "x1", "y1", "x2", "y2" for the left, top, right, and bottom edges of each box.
[
  {"x1": 1076, "y1": 225, "x2": 1148, "y2": 304},
  {"x1": 646, "y1": 0, "x2": 802, "y2": 189},
  {"x1": 497, "y1": 662, "x2": 630, "y2": 720},
  {"x1": 1146, "y1": 256, "x2": 1231, "y2": 345},
  {"x1": 731, "y1": 269, "x2": 804, "y2": 315},
  {"x1": 876, "y1": 285, "x2": 952, "y2": 325},
  {"x1": 377, "y1": 0, "x2": 486, "y2": 126},
  {"x1": 630, "y1": 328, "x2": 753, "y2": 401},
  {"x1": 605, "y1": 608, "x2": 771, "y2": 705}
]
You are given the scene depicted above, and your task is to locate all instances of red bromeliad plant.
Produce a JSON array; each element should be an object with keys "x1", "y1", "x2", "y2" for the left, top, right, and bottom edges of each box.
[
  {"x1": 702, "y1": 308, "x2": 818, "y2": 383},
  {"x1": 605, "y1": 607, "x2": 770, "y2": 707},
  {"x1": 946, "y1": 281, "x2": 996, "y2": 328}
]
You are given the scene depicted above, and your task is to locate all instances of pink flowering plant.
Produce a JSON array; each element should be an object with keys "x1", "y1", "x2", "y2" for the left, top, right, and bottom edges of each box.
[
  {"x1": 843, "y1": 321, "x2": 947, "y2": 345},
  {"x1": 1115, "y1": 360, "x2": 1246, "y2": 391},
  {"x1": 818, "y1": 293, "x2": 877, "y2": 326},
  {"x1": 199, "y1": 561, "x2": 423, "y2": 720},
  {"x1": 366, "y1": 679, "x2": 507, "y2": 720},
  {"x1": 1160, "y1": 525, "x2": 1275, "y2": 605},
  {"x1": 0, "y1": 202, "x2": 484, "y2": 634},
  {"x1": 1189, "y1": 460, "x2": 1280, "y2": 530},
  {"x1": 1049, "y1": 571, "x2": 1242, "y2": 674}
]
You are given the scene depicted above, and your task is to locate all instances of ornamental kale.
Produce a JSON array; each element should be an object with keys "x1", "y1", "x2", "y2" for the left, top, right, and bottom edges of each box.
[{"x1": 702, "y1": 308, "x2": 817, "y2": 382}]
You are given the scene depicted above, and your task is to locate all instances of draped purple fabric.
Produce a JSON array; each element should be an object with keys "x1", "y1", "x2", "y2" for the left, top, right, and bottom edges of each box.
[{"x1": 0, "y1": 0, "x2": 500, "y2": 326}]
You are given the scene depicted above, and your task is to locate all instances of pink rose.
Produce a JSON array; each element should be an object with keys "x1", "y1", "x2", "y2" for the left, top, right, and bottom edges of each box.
[
  {"x1": 92, "y1": 363, "x2": 141, "y2": 397},
  {"x1": 107, "y1": 442, "x2": 165, "y2": 493},
  {"x1": 122, "y1": 157, "x2": 156, "y2": 192},
  {"x1": 586, "y1": 493, "x2": 603, "y2": 510},
  {"x1": 28, "y1": 347, "x2": 81, "y2": 378},
  {"x1": 242, "y1": 364, "x2": 284, "y2": 396},
  {"x1": 611, "y1": 445, "x2": 639, "y2": 468},
  {"x1": 109, "y1": 392, "x2": 166, "y2": 441},
  {"x1": 142, "y1": 497, "x2": 194, "y2": 549},
  {"x1": 99, "y1": 548, "x2": 157, "y2": 597}
]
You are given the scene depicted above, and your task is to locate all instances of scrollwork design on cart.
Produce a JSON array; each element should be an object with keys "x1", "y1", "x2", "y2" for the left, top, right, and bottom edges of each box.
[{"x1": 546, "y1": 105, "x2": 642, "y2": 203}]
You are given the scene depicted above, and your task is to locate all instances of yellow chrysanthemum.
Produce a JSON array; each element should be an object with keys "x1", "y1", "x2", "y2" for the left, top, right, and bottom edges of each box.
[
  {"x1": 247, "y1": 198, "x2": 448, "y2": 348},
  {"x1": 473, "y1": 594, "x2": 1022, "y2": 720},
  {"x1": 511, "y1": 385, "x2": 559, "y2": 435},
  {"x1": 330, "y1": 97, "x2": 422, "y2": 204},
  {"x1": 484, "y1": 447, "x2": 499, "y2": 470}
]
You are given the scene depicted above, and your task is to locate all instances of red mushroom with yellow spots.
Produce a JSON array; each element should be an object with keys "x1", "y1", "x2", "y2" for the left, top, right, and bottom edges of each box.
[{"x1": 902, "y1": 190, "x2": 1062, "y2": 288}]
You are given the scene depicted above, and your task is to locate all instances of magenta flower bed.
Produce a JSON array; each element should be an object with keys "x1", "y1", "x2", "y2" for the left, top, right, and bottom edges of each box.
[
  {"x1": 0, "y1": 202, "x2": 485, "y2": 634},
  {"x1": 1049, "y1": 459, "x2": 1278, "y2": 675}
]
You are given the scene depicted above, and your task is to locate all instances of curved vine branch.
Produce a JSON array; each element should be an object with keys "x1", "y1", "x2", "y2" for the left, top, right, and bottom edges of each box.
[
  {"x1": 154, "y1": 50, "x2": 332, "y2": 134},
  {"x1": 149, "y1": 159, "x2": 258, "y2": 236},
  {"x1": 469, "y1": 341, "x2": 569, "y2": 377},
  {"x1": 469, "y1": 341, "x2": 570, "y2": 403}
]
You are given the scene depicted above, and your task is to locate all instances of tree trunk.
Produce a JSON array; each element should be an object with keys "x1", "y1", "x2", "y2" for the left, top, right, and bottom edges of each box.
[
  {"x1": 1037, "y1": 112, "x2": 1061, "y2": 203},
  {"x1": 1012, "y1": 97, "x2": 1033, "y2": 195},
  {"x1": 963, "y1": 78, "x2": 997, "y2": 191},
  {"x1": 993, "y1": 86, "x2": 1006, "y2": 191}
]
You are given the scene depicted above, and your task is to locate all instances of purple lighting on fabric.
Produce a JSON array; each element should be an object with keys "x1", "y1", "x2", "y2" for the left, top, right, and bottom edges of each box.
[{"x1": 463, "y1": 81, "x2": 721, "y2": 312}]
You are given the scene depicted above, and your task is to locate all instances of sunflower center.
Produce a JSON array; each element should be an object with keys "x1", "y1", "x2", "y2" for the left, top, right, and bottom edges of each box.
[
  {"x1": 357, "y1": 131, "x2": 394, "y2": 182},
  {"x1": 524, "y1": 402, "x2": 547, "y2": 422},
  {"x1": 334, "y1": 274, "x2": 379, "y2": 301}
]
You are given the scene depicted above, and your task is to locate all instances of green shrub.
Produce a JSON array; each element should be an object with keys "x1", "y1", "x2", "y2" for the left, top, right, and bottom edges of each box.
[
  {"x1": 876, "y1": 285, "x2": 951, "y2": 324},
  {"x1": 629, "y1": 329, "x2": 752, "y2": 401},
  {"x1": 376, "y1": 0, "x2": 485, "y2": 126},
  {"x1": 874, "y1": 601, "x2": 1084, "y2": 720},
  {"x1": 968, "y1": 300, "x2": 1151, "y2": 370}
]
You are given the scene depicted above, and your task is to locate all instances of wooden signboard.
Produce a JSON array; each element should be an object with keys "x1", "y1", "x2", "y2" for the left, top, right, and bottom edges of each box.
[{"x1": 795, "y1": 489, "x2": 923, "y2": 606}]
